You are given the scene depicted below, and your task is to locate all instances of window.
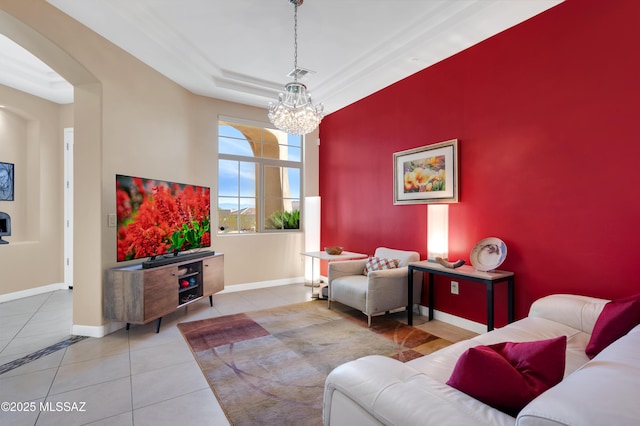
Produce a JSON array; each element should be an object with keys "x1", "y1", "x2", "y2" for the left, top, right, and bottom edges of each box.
[{"x1": 218, "y1": 119, "x2": 302, "y2": 233}]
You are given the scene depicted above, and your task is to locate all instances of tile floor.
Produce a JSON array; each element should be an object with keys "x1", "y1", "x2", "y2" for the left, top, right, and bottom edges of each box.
[{"x1": 0, "y1": 283, "x2": 475, "y2": 426}]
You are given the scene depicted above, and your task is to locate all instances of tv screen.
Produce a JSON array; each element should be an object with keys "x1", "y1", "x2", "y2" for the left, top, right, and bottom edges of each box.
[
  {"x1": 116, "y1": 174, "x2": 211, "y2": 262},
  {"x1": 0, "y1": 218, "x2": 7, "y2": 234}
]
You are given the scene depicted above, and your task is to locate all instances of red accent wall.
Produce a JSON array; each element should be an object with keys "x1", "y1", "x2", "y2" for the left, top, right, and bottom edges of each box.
[{"x1": 319, "y1": 0, "x2": 640, "y2": 327}]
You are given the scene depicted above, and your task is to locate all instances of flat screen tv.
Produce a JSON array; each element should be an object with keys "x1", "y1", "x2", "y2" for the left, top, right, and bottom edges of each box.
[{"x1": 116, "y1": 174, "x2": 211, "y2": 262}]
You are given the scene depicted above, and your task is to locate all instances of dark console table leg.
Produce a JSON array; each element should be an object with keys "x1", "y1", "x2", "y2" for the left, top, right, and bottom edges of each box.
[
  {"x1": 126, "y1": 323, "x2": 130, "y2": 331},
  {"x1": 428, "y1": 272, "x2": 435, "y2": 322},
  {"x1": 508, "y1": 277, "x2": 514, "y2": 323},
  {"x1": 487, "y1": 282, "x2": 494, "y2": 331},
  {"x1": 209, "y1": 295, "x2": 213, "y2": 307},
  {"x1": 407, "y1": 266, "x2": 414, "y2": 326},
  {"x1": 156, "y1": 317, "x2": 162, "y2": 333}
]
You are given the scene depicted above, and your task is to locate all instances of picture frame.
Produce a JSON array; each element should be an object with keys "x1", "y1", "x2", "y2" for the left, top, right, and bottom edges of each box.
[
  {"x1": 393, "y1": 139, "x2": 458, "y2": 204},
  {"x1": 0, "y1": 162, "x2": 15, "y2": 201}
]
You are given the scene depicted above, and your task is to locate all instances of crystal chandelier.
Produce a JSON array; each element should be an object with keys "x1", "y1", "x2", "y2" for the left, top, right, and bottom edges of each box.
[{"x1": 268, "y1": 0, "x2": 324, "y2": 135}]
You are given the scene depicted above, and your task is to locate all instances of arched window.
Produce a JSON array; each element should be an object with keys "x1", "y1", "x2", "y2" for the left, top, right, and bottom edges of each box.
[{"x1": 218, "y1": 119, "x2": 302, "y2": 233}]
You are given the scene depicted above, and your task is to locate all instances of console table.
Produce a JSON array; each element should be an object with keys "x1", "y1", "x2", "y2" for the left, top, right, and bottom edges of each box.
[
  {"x1": 407, "y1": 261, "x2": 514, "y2": 331},
  {"x1": 104, "y1": 252, "x2": 224, "y2": 332}
]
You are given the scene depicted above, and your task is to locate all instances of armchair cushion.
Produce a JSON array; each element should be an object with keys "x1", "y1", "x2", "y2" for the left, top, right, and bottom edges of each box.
[{"x1": 363, "y1": 257, "x2": 400, "y2": 275}]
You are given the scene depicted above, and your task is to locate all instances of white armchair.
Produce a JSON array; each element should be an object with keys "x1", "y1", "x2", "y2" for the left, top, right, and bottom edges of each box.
[{"x1": 328, "y1": 247, "x2": 422, "y2": 327}]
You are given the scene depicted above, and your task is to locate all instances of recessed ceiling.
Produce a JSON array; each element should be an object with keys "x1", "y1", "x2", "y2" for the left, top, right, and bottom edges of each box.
[
  {"x1": 2, "y1": 1, "x2": 563, "y2": 112},
  {"x1": 0, "y1": 34, "x2": 74, "y2": 104}
]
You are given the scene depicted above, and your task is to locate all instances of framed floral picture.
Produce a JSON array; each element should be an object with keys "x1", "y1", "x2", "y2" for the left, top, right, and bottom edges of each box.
[
  {"x1": 0, "y1": 162, "x2": 14, "y2": 201},
  {"x1": 393, "y1": 139, "x2": 458, "y2": 204}
]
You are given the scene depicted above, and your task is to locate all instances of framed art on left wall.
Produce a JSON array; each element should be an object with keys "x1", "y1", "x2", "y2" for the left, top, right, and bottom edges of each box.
[
  {"x1": 0, "y1": 162, "x2": 14, "y2": 201},
  {"x1": 393, "y1": 139, "x2": 458, "y2": 204}
]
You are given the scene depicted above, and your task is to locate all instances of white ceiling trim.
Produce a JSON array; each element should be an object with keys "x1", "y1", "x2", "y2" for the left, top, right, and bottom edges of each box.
[{"x1": 1, "y1": 1, "x2": 564, "y2": 111}]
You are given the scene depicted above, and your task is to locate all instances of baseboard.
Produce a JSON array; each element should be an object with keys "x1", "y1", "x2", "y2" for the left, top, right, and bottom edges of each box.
[
  {"x1": 218, "y1": 276, "x2": 305, "y2": 293},
  {"x1": 0, "y1": 282, "x2": 68, "y2": 303},
  {"x1": 417, "y1": 305, "x2": 487, "y2": 334},
  {"x1": 71, "y1": 323, "x2": 115, "y2": 338}
]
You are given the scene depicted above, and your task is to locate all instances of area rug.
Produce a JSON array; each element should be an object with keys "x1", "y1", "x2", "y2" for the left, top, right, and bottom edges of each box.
[{"x1": 178, "y1": 300, "x2": 451, "y2": 426}]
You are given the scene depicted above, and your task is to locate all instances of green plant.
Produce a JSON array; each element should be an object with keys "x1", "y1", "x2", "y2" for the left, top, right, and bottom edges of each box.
[{"x1": 268, "y1": 209, "x2": 300, "y2": 229}]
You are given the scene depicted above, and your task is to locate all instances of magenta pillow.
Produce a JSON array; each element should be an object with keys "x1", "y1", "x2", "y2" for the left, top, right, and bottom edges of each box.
[
  {"x1": 585, "y1": 294, "x2": 640, "y2": 359},
  {"x1": 446, "y1": 336, "x2": 567, "y2": 416}
]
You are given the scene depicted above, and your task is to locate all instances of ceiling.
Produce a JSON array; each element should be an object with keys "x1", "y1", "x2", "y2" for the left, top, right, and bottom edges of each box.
[{"x1": 1, "y1": 0, "x2": 563, "y2": 113}]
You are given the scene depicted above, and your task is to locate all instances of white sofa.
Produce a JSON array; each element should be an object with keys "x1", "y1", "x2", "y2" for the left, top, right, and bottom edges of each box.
[{"x1": 323, "y1": 294, "x2": 640, "y2": 425}]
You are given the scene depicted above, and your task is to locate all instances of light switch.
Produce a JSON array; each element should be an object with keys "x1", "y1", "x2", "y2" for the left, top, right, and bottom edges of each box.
[{"x1": 108, "y1": 213, "x2": 117, "y2": 227}]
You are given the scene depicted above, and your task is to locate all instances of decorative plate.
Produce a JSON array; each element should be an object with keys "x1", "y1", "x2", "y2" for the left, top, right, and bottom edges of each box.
[{"x1": 470, "y1": 237, "x2": 507, "y2": 272}]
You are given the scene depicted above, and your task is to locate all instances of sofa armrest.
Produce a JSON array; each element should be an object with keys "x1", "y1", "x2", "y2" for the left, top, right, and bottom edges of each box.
[
  {"x1": 324, "y1": 355, "x2": 514, "y2": 426},
  {"x1": 528, "y1": 294, "x2": 608, "y2": 334},
  {"x1": 517, "y1": 328, "x2": 640, "y2": 426},
  {"x1": 328, "y1": 259, "x2": 367, "y2": 282}
]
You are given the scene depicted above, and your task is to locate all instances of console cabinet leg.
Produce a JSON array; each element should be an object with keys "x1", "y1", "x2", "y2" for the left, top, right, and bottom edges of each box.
[
  {"x1": 126, "y1": 323, "x2": 130, "y2": 331},
  {"x1": 209, "y1": 295, "x2": 213, "y2": 307},
  {"x1": 156, "y1": 317, "x2": 162, "y2": 333}
]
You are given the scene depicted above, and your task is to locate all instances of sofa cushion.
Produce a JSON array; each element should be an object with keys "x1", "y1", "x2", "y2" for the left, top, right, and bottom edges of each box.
[
  {"x1": 363, "y1": 257, "x2": 399, "y2": 275},
  {"x1": 446, "y1": 336, "x2": 566, "y2": 416},
  {"x1": 518, "y1": 326, "x2": 640, "y2": 426},
  {"x1": 585, "y1": 293, "x2": 640, "y2": 359}
]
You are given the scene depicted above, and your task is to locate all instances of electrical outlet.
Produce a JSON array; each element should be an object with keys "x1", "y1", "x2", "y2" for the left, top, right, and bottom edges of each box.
[
  {"x1": 107, "y1": 213, "x2": 117, "y2": 228},
  {"x1": 451, "y1": 281, "x2": 459, "y2": 295}
]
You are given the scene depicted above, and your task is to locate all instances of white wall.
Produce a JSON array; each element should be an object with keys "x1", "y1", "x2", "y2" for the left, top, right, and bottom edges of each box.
[{"x1": 0, "y1": 1, "x2": 319, "y2": 335}]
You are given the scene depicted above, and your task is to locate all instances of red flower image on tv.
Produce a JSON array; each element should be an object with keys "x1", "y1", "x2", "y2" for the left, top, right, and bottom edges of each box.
[{"x1": 116, "y1": 175, "x2": 211, "y2": 261}]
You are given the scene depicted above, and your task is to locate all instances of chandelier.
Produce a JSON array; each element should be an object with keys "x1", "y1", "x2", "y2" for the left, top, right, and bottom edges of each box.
[{"x1": 268, "y1": 0, "x2": 324, "y2": 135}]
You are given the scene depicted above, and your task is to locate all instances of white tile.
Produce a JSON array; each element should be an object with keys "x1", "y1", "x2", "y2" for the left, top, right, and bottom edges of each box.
[
  {"x1": 0, "y1": 294, "x2": 48, "y2": 317},
  {"x1": 131, "y1": 360, "x2": 209, "y2": 409},
  {"x1": 0, "y1": 367, "x2": 57, "y2": 401},
  {"x1": 38, "y1": 290, "x2": 73, "y2": 312},
  {"x1": 83, "y1": 411, "x2": 133, "y2": 426},
  {"x1": 0, "y1": 349, "x2": 32, "y2": 366},
  {"x1": 0, "y1": 349, "x2": 64, "y2": 378},
  {"x1": 14, "y1": 315, "x2": 72, "y2": 339},
  {"x1": 36, "y1": 377, "x2": 132, "y2": 426},
  {"x1": 126, "y1": 321, "x2": 185, "y2": 352},
  {"x1": 0, "y1": 397, "x2": 43, "y2": 426},
  {"x1": 49, "y1": 352, "x2": 131, "y2": 395},
  {"x1": 0, "y1": 313, "x2": 32, "y2": 340},
  {"x1": 61, "y1": 333, "x2": 129, "y2": 366},
  {"x1": 0, "y1": 334, "x2": 72, "y2": 359},
  {"x1": 129, "y1": 340, "x2": 194, "y2": 375},
  {"x1": 133, "y1": 388, "x2": 229, "y2": 426}
]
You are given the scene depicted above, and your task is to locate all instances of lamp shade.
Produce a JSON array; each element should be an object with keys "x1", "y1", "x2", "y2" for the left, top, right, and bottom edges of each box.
[
  {"x1": 304, "y1": 196, "x2": 321, "y2": 281},
  {"x1": 427, "y1": 204, "x2": 449, "y2": 260}
]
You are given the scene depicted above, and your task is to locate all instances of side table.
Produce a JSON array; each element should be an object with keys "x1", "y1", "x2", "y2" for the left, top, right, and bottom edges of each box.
[
  {"x1": 300, "y1": 251, "x2": 368, "y2": 299},
  {"x1": 407, "y1": 261, "x2": 514, "y2": 331}
]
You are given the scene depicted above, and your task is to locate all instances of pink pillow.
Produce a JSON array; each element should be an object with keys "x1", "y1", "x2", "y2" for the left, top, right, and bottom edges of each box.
[
  {"x1": 363, "y1": 257, "x2": 399, "y2": 275},
  {"x1": 585, "y1": 294, "x2": 640, "y2": 359},
  {"x1": 446, "y1": 336, "x2": 566, "y2": 416}
]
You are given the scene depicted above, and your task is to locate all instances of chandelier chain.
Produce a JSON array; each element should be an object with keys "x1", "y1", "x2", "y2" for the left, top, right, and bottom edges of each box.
[{"x1": 293, "y1": 2, "x2": 298, "y2": 80}]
